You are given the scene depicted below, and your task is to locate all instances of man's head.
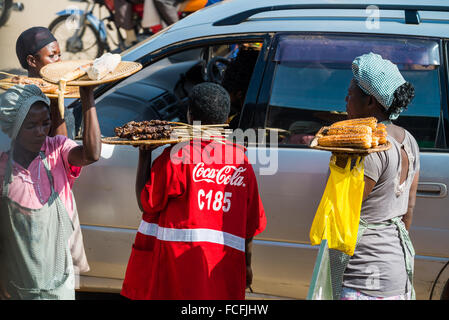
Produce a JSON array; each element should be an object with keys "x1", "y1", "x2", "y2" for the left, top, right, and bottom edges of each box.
[
  {"x1": 188, "y1": 82, "x2": 230, "y2": 125},
  {"x1": 16, "y1": 27, "x2": 61, "y2": 77}
]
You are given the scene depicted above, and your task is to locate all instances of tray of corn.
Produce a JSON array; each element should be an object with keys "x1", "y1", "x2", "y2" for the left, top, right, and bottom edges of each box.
[{"x1": 309, "y1": 117, "x2": 391, "y2": 154}]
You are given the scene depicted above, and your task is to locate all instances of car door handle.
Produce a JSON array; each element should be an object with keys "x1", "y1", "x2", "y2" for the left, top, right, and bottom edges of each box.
[{"x1": 417, "y1": 182, "x2": 447, "y2": 198}]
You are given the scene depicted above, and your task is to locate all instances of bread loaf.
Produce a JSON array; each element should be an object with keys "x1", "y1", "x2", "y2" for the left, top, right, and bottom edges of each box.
[
  {"x1": 62, "y1": 62, "x2": 92, "y2": 81},
  {"x1": 87, "y1": 53, "x2": 121, "y2": 80}
]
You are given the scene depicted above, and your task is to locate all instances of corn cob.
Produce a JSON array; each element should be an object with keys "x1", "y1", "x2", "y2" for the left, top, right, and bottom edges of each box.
[
  {"x1": 327, "y1": 125, "x2": 372, "y2": 136},
  {"x1": 374, "y1": 123, "x2": 387, "y2": 145},
  {"x1": 318, "y1": 133, "x2": 372, "y2": 149},
  {"x1": 330, "y1": 117, "x2": 378, "y2": 131},
  {"x1": 371, "y1": 136, "x2": 379, "y2": 148}
]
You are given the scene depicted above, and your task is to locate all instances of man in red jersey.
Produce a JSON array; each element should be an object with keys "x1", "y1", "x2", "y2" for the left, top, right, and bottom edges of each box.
[{"x1": 121, "y1": 82, "x2": 266, "y2": 300}]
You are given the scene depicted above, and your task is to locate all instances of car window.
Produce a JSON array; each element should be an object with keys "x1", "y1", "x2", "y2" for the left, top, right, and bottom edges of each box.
[
  {"x1": 75, "y1": 41, "x2": 263, "y2": 138},
  {"x1": 266, "y1": 35, "x2": 443, "y2": 150}
]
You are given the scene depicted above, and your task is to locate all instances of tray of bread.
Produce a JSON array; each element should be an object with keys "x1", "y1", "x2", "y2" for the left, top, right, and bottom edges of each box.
[
  {"x1": 309, "y1": 117, "x2": 391, "y2": 154},
  {"x1": 0, "y1": 73, "x2": 80, "y2": 98},
  {"x1": 39, "y1": 53, "x2": 142, "y2": 86},
  {"x1": 101, "y1": 120, "x2": 230, "y2": 146}
]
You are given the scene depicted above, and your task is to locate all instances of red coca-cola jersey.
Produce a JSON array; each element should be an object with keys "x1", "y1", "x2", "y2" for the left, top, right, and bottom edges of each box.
[{"x1": 121, "y1": 140, "x2": 266, "y2": 300}]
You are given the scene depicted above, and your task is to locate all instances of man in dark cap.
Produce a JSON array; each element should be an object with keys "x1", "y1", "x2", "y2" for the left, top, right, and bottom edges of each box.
[
  {"x1": 16, "y1": 26, "x2": 61, "y2": 78},
  {"x1": 15, "y1": 26, "x2": 68, "y2": 138}
]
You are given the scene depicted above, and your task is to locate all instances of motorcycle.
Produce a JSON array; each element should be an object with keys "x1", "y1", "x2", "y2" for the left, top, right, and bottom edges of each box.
[
  {"x1": 49, "y1": 0, "x2": 207, "y2": 61},
  {"x1": 49, "y1": 0, "x2": 148, "y2": 60},
  {"x1": 0, "y1": 0, "x2": 24, "y2": 27}
]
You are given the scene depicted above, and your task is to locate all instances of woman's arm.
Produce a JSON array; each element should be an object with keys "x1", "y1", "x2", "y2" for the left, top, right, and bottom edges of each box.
[
  {"x1": 135, "y1": 146, "x2": 157, "y2": 212},
  {"x1": 67, "y1": 86, "x2": 101, "y2": 167},
  {"x1": 402, "y1": 171, "x2": 419, "y2": 230},
  {"x1": 245, "y1": 237, "x2": 253, "y2": 289},
  {"x1": 49, "y1": 98, "x2": 68, "y2": 137},
  {"x1": 334, "y1": 154, "x2": 377, "y2": 201}
]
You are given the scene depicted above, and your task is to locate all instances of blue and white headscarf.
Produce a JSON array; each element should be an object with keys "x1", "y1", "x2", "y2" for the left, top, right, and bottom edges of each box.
[{"x1": 352, "y1": 53, "x2": 406, "y2": 120}]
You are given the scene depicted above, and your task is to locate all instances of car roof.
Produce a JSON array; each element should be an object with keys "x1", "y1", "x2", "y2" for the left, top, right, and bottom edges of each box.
[
  {"x1": 124, "y1": 0, "x2": 449, "y2": 61},
  {"x1": 171, "y1": 0, "x2": 449, "y2": 29}
]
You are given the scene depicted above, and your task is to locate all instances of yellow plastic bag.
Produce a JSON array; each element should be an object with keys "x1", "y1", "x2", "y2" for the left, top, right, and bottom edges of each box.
[{"x1": 310, "y1": 155, "x2": 365, "y2": 256}]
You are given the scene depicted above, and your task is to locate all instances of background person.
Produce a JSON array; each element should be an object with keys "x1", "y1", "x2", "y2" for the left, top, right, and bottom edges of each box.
[
  {"x1": 15, "y1": 26, "x2": 70, "y2": 138},
  {"x1": 121, "y1": 82, "x2": 266, "y2": 300},
  {"x1": 114, "y1": 0, "x2": 145, "y2": 47},
  {"x1": 333, "y1": 53, "x2": 419, "y2": 300},
  {"x1": 0, "y1": 84, "x2": 101, "y2": 300},
  {"x1": 153, "y1": 0, "x2": 185, "y2": 26},
  {"x1": 221, "y1": 47, "x2": 259, "y2": 129}
]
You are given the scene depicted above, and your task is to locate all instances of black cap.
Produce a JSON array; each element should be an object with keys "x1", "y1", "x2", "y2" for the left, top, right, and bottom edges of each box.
[{"x1": 16, "y1": 27, "x2": 57, "y2": 69}]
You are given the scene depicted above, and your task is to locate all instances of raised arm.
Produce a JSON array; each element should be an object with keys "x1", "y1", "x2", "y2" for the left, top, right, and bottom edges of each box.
[
  {"x1": 67, "y1": 86, "x2": 101, "y2": 167},
  {"x1": 135, "y1": 146, "x2": 156, "y2": 212},
  {"x1": 49, "y1": 98, "x2": 68, "y2": 137}
]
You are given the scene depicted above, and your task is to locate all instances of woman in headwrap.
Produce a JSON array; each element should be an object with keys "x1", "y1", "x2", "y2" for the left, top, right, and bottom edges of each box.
[
  {"x1": 332, "y1": 53, "x2": 420, "y2": 300},
  {"x1": 0, "y1": 84, "x2": 101, "y2": 300},
  {"x1": 15, "y1": 27, "x2": 91, "y2": 280}
]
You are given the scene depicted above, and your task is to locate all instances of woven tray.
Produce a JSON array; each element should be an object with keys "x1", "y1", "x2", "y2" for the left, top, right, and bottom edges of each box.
[
  {"x1": 40, "y1": 60, "x2": 142, "y2": 86},
  {"x1": 102, "y1": 136, "x2": 191, "y2": 146},
  {"x1": 309, "y1": 126, "x2": 392, "y2": 154},
  {"x1": 0, "y1": 78, "x2": 80, "y2": 98}
]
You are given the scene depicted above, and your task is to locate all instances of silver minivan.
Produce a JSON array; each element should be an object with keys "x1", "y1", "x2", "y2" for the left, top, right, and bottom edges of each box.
[{"x1": 7, "y1": 0, "x2": 447, "y2": 299}]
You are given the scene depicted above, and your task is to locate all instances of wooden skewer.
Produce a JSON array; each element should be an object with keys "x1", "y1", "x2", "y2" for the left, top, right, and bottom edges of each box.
[
  {"x1": 58, "y1": 80, "x2": 66, "y2": 118},
  {"x1": 0, "y1": 71, "x2": 18, "y2": 78},
  {"x1": 169, "y1": 121, "x2": 229, "y2": 128}
]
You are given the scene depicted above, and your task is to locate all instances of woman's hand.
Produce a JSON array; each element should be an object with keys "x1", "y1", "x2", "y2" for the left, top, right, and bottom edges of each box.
[
  {"x1": 332, "y1": 153, "x2": 350, "y2": 168},
  {"x1": 246, "y1": 265, "x2": 253, "y2": 289},
  {"x1": 68, "y1": 85, "x2": 101, "y2": 167}
]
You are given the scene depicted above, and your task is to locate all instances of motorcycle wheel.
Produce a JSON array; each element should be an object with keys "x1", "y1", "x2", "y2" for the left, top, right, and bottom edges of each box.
[
  {"x1": 49, "y1": 14, "x2": 105, "y2": 60},
  {"x1": 0, "y1": 0, "x2": 12, "y2": 27}
]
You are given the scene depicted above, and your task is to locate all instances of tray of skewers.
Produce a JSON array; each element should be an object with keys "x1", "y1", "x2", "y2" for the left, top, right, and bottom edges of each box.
[
  {"x1": 0, "y1": 72, "x2": 80, "y2": 98},
  {"x1": 309, "y1": 117, "x2": 391, "y2": 154},
  {"x1": 101, "y1": 120, "x2": 230, "y2": 146}
]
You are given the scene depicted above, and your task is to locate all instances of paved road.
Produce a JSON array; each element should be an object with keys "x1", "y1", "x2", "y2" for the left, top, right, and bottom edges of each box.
[{"x1": 0, "y1": 0, "x2": 119, "y2": 74}]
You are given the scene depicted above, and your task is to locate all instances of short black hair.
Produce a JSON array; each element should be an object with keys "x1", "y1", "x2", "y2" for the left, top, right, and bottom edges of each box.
[
  {"x1": 16, "y1": 27, "x2": 57, "y2": 70},
  {"x1": 388, "y1": 81, "x2": 415, "y2": 117},
  {"x1": 189, "y1": 82, "x2": 230, "y2": 124},
  {"x1": 221, "y1": 48, "x2": 259, "y2": 97}
]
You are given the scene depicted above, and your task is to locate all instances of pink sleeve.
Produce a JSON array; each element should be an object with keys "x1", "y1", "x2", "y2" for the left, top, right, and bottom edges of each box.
[{"x1": 54, "y1": 135, "x2": 82, "y2": 183}]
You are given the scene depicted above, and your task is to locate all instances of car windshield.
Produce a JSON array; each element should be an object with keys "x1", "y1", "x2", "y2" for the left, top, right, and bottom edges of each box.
[{"x1": 267, "y1": 35, "x2": 442, "y2": 149}]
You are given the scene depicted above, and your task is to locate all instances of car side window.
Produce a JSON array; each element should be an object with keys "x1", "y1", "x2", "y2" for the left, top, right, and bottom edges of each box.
[
  {"x1": 74, "y1": 42, "x2": 263, "y2": 138},
  {"x1": 266, "y1": 35, "x2": 443, "y2": 150}
]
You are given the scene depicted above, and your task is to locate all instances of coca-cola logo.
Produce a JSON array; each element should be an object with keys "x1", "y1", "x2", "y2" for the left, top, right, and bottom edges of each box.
[{"x1": 192, "y1": 162, "x2": 247, "y2": 187}]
